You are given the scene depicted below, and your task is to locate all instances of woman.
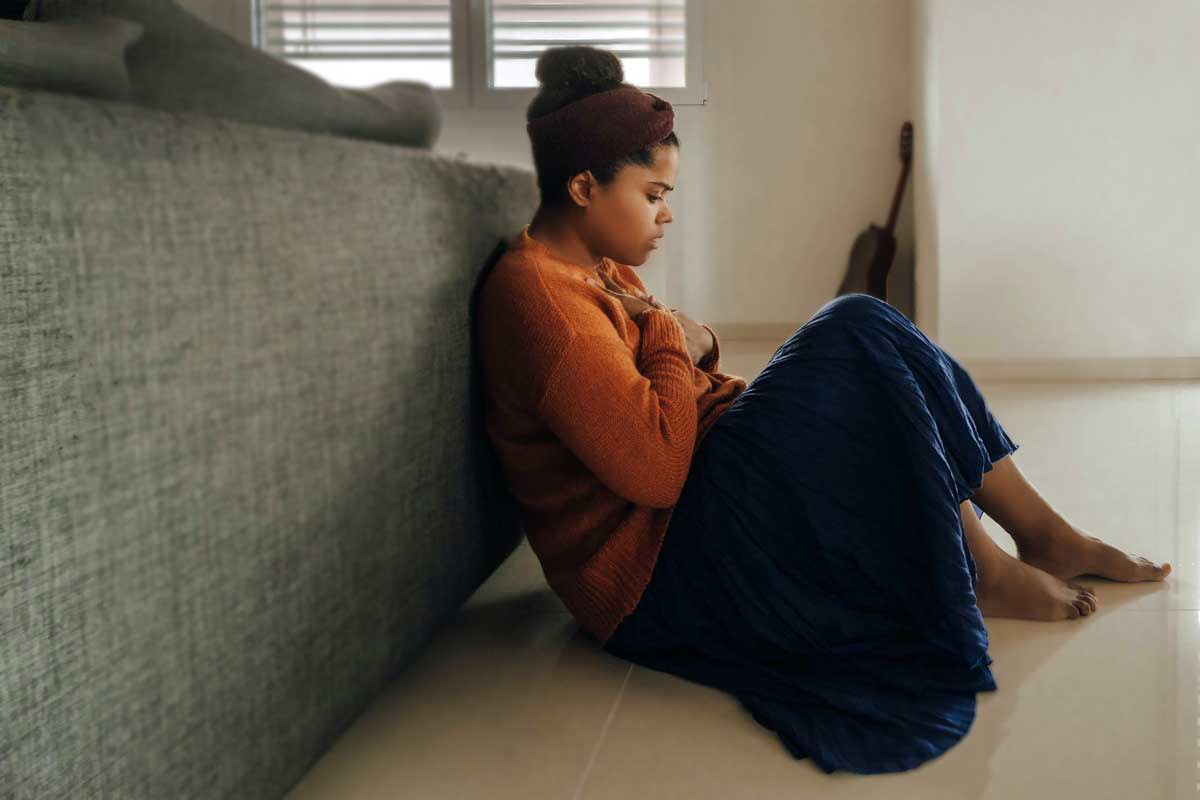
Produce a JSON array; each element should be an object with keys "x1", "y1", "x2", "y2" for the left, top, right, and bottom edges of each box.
[{"x1": 473, "y1": 45, "x2": 1172, "y2": 775}]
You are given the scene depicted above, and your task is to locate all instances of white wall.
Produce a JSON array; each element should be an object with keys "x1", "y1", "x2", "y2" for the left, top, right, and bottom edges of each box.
[
  {"x1": 437, "y1": 0, "x2": 918, "y2": 331},
  {"x1": 183, "y1": 0, "x2": 918, "y2": 332},
  {"x1": 914, "y1": 0, "x2": 1200, "y2": 367}
]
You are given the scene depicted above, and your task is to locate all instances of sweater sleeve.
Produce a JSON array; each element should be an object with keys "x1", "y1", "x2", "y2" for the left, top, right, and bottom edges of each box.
[{"x1": 535, "y1": 307, "x2": 698, "y2": 509}]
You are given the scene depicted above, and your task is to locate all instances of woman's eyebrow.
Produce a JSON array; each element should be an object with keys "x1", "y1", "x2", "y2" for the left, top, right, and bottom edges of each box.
[{"x1": 648, "y1": 180, "x2": 675, "y2": 191}]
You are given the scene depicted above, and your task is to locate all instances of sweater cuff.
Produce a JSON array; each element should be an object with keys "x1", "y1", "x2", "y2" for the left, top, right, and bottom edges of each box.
[{"x1": 636, "y1": 307, "x2": 688, "y2": 354}]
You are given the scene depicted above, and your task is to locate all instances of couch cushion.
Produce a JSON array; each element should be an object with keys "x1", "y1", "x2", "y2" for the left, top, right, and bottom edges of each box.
[
  {"x1": 0, "y1": 15, "x2": 143, "y2": 98},
  {"x1": 33, "y1": 0, "x2": 443, "y2": 148}
]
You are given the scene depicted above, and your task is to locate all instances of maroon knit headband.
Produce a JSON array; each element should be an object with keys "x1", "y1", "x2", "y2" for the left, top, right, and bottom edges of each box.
[{"x1": 526, "y1": 85, "x2": 675, "y2": 180}]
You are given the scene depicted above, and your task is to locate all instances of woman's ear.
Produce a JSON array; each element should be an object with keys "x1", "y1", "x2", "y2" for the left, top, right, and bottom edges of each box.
[{"x1": 566, "y1": 170, "x2": 594, "y2": 208}]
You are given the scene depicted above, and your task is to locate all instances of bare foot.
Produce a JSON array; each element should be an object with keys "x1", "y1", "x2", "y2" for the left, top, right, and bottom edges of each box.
[
  {"x1": 1014, "y1": 518, "x2": 1172, "y2": 583},
  {"x1": 975, "y1": 545, "x2": 1098, "y2": 621}
]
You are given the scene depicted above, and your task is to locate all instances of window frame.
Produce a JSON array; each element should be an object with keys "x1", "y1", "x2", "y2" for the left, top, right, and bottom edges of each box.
[{"x1": 252, "y1": 0, "x2": 708, "y2": 110}]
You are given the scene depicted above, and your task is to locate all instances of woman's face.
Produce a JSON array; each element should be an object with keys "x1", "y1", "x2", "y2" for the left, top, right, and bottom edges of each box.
[{"x1": 575, "y1": 144, "x2": 678, "y2": 267}]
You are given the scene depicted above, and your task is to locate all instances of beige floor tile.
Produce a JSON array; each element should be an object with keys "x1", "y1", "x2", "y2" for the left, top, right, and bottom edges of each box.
[
  {"x1": 287, "y1": 539, "x2": 633, "y2": 799},
  {"x1": 579, "y1": 607, "x2": 1198, "y2": 799}
]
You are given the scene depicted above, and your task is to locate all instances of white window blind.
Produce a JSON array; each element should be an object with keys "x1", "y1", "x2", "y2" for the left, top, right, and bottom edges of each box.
[
  {"x1": 489, "y1": 1, "x2": 687, "y2": 89},
  {"x1": 255, "y1": 1, "x2": 454, "y2": 89},
  {"x1": 253, "y1": 0, "x2": 701, "y2": 103}
]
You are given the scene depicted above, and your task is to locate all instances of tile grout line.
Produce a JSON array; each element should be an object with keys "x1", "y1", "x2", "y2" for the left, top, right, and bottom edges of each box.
[{"x1": 571, "y1": 663, "x2": 634, "y2": 800}]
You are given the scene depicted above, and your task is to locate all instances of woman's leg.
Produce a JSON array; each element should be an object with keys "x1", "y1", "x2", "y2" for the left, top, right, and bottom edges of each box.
[
  {"x1": 959, "y1": 499, "x2": 1097, "y2": 621},
  {"x1": 872, "y1": 295, "x2": 1175, "y2": 587},
  {"x1": 816, "y1": 294, "x2": 1170, "y2": 588},
  {"x1": 970, "y1": 455, "x2": 1056, "y2": 547},
  {"x1": 971, "y1": 454, "x2": 1172, "y2": 583}
]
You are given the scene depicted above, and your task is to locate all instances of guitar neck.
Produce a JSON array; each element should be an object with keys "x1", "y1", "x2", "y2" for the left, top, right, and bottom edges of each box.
[{"x1": 883, "y1": 160, "x2": 912, "y2": 234}]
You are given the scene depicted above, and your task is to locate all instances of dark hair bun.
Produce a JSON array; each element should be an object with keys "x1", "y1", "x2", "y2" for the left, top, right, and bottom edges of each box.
[{"x1": 534, "y1": 46, "x2": 624, "y2": 93}]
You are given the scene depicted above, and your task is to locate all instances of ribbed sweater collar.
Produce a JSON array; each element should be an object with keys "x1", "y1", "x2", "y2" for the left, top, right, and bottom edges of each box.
[{"x1": 515, "y1": 224, "x2": 612, "y2": 276}]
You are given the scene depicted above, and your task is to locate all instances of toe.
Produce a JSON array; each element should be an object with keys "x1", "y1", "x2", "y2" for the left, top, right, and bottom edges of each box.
[
  {"x1": 1067, "y1": 580, "x2": 1095, "y2": 596},
  {"x1": 1067, "y1": 581, "x2": 1098, "y2": 612},
  {"x1": 1134, "y1": 558, "x2": 1165, "y2": 582}
]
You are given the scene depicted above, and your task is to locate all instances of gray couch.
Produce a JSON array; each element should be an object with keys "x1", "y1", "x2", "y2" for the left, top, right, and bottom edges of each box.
[{"x1": 1, "y1": 83, "x2": 536, "y2": 797}]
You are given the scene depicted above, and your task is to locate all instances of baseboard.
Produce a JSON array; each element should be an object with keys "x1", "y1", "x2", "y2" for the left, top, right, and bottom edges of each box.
[
  {"x1": 951, "y1": 357, "x2": 1200, "y2": 382},
  {"x1": 711, "y1": 323, "x2": 1200, "y2": 381}
]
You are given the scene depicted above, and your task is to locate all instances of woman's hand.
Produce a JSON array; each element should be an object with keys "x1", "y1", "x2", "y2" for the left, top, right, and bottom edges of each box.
[
  {"x1": 592, "y1": 274, "x2": 655, "y2": 319},
  {"x1": 593, "y1": 271, "x2": 669, "y2": 312},
  {"x1": 593, "y1": 271, "x2": 713, "y2": 365},
  {"x1": 670, "y1": 309, "x2": 715, "y2": 366}
]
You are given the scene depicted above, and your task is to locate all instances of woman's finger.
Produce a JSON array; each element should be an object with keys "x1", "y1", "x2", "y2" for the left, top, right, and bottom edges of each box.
[
  {"x1": 596, "y1": 273, "x2": 668, "y2": 313},
  {"x1": 604, "y1": 273, "x2": 641, "y2": 298},
  {"x1": 603, "y1": 287, "x2": 652, "y2": 316}
]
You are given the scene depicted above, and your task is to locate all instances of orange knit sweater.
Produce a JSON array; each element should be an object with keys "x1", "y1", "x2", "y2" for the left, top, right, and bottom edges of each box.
[{"x1": 476, "y1": 224, "x2": 749, "y2": 645}]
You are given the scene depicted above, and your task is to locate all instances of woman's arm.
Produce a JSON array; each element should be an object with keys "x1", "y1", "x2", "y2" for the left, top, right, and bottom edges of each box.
[{"x1": 535, "y1": 309, "x2": 698, "y2": 509}]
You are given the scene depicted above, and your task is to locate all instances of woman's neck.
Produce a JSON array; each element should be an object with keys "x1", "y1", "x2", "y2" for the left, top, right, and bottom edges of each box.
[{"x1": 527, "y1": 211, "x2": 604, "y2": 272}]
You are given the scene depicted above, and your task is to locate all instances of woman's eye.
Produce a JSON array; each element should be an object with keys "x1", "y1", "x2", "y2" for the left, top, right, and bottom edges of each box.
[{"x1": 648, "y1": 195, "x2": 663, "y2": 203}]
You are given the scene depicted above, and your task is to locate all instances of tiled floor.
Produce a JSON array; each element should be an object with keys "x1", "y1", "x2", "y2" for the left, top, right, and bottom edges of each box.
[{"x1": 289, "y1": 339, "x2": 1198, "y2": 800}]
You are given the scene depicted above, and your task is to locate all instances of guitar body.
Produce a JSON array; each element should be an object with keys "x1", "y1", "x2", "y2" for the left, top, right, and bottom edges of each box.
[
  {"x1": 838, "y1": 122, "x2": 913, "y2": 302},
  {"x1": 838, "y1": 223, "x2": 897, "y2": 300}
]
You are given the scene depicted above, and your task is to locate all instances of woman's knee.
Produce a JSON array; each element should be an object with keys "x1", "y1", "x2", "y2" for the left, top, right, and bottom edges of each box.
[
  {"x1": 829, "y1": 292, "x2": 889, "y2": 315},
  {"x1": 817, "y1": 293, "x2": 897, "y2": 327},
  {"x1": 786, "y1": 293, "x2": 908, "y2": 352}
]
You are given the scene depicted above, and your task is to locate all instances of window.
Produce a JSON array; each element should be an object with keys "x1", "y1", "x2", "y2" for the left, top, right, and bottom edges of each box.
[{"x1": 252, "y1": 0, "x2": 706, "y2": 108}]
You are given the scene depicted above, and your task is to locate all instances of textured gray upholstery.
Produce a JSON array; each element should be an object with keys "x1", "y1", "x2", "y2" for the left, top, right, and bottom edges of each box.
[{"x1": 0, "y1": 84, "x2": 535, "y2": 798}]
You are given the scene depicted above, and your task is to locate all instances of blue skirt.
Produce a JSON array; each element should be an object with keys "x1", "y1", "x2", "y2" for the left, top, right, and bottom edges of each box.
[{"x1": 603, "y1": 293, "x2": 1020, "y2": 775}]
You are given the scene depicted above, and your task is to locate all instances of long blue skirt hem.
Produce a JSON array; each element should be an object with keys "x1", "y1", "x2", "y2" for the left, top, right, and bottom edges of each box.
[{"x1": 603, "y1": 293, "x2": 1019, "y2": 775}]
